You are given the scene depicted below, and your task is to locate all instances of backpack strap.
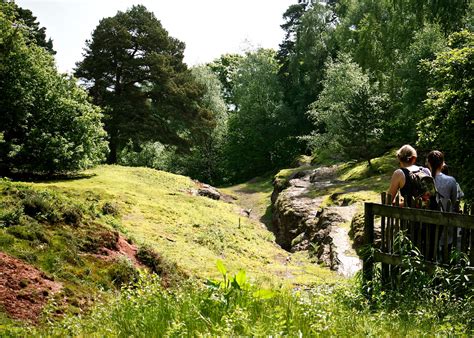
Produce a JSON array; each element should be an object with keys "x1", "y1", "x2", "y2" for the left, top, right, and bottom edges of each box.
[{"x1": 399, "y1": 167, "x2": 414, "y2": 205}]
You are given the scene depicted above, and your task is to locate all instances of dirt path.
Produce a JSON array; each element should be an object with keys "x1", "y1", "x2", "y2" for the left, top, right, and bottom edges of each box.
[{"x1": 326, "y1": 205, "x2": 362, "y2": 277}]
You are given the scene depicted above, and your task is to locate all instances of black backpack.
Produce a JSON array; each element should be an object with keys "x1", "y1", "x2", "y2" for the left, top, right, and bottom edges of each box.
[{"x1": 401, "y1": 167, "x2": 438, "y2": 209}]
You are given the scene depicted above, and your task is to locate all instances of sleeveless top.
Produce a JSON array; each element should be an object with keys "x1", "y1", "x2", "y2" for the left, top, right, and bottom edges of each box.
[{"x1": 399, "y1": 166, "x2": 431, "y2": 207}]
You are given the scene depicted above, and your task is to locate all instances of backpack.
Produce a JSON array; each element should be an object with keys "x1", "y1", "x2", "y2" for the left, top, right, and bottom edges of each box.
[{"x1": 400, "y1": 167, "x2": 438, "y2": 209}]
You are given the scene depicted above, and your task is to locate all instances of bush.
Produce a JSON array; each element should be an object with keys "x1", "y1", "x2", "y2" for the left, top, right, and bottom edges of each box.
[
  {"x1": 137, "y1": 245, "x2": 163, "y2": 274},
  {"x1": 101, "y1": 202, "x2": 119, "y2": 216},
  {"x1": 0, "y1": 4, "x2": 108, "y2": 176},
  {"x1": 62, "y1": 206, "x2": 83, "y2": 226},
  {"x1": 22, "y1": 192, "x2": 60, "y2": 224},
  {"x1": 0, "y1": 206, "x2": 23, "y2": 227},
  {"x1": 108, "y1": 257, "x2": 139, "y2": 287},
  {"x1": 6, "y1": 225, "x2": 49, "y2": 243}
]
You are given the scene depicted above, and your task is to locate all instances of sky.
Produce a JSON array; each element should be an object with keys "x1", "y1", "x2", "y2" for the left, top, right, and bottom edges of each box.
[{"x1": 16, "y1": 0, "x2": 296, "y2": 74}]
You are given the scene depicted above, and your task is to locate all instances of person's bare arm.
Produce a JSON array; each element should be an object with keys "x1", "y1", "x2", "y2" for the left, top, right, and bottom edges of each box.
[{"x1": 387, "y1": 169, "x2": 404, "y2": 203}]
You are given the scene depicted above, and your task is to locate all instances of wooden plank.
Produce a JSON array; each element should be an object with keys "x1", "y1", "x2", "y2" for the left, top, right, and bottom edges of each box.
[
  {"x1": 380, "y1": 193, "x2": 389, "y2": 284},
  {"x1": 425, "y1": 224, "x2": 430, "y2": 261},
  {"x1": 369, "y1": 203, "x2": 474, "y2": 229},
  {"x1": 363, "y1": 203, "x2": 375, "y2": 285},
  {"x1": 373, "y1": 252, "x2": 474, "y2": 275},
  {"x1": 452, "y1": 225, "x2": 458, "y2": 251},
  {"x1": 417, "y1": 222, "x2": 422, "y2": 252},
  {"x1": 381, "y1": 193, "x2": 386, "y2": 250},
  {"x1": 434, "y1": 224, "x2": 440, "y2": 262},
  {"x1": 443, "y1": 226, "x2": 449, "y2": 263},
  {"x1": 395, "y1": 195, "x2": 400, "y2": 249},
  {"x1": 460, "y1": 227, "x2": 468, "y2": 253}
]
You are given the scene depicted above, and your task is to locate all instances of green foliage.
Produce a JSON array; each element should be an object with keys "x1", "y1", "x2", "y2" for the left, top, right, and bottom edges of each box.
[
  {"x1": 207, "y1": 53, "x2": 244, "y2": 109},
  {"x1": 308, "y1": 53, "x2": 387, "y2": 164},
  {"x1": 107, "y1": 257, "x2": 139, "y2": 287},
  {"x1": 136, "y1": 245, "x2": 164, "y2": 274},
  {"x1": 418, "y1": 30, "x2": 474, "y2": 200},
  {"x1": 75, "y1": 5, "x2": 210, "y2": 163},
  {"x1": 397, "y1": 24, "x2": 447, "y2": 143},
  {"x1": 363, "y1": 230, "x2": 473, "y2": 330},
  {"x1": 0, "y1": 3, "x2": 108, "y2": 176},
  {"x1": 225, "y1": 49, "x2": 297, "y2": 181},
  {"x1": 118, "y1": 140, "x2": 174, "y2": 170},
  {"x1": 279, "y1": 2, "x2": 337, "y2": 141},
  {"x1": 173, "y1": 65, "x2": 229, "y2": 185},
  {"x1": 10, "y1": 2, "x2": 55, "y2": 54},
  {"x1": 20, "y1": 263, "x2": 474, "y2": 336}
]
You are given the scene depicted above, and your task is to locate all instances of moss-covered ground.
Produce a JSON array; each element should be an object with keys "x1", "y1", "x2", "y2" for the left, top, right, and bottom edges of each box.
[{"x1": 1, "y1": 151, "x2": 472, "y2": 335}]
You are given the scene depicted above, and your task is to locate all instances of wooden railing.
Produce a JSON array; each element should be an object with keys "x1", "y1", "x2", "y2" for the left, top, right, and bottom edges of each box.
[{"x1": 363, "y1": 193, "x2": 474, "y2": 286}]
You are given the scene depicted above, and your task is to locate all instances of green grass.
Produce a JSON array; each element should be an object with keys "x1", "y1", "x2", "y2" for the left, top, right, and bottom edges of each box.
[
  {"x1": 1, "y1": 166, "x2": 337, "y2": 286},
  {"x1": 0, "y1": 155, "x2": 472, "y2": 336},
  {"x1": 16, "y1": 267, "x2": 473, "y2": 337}
]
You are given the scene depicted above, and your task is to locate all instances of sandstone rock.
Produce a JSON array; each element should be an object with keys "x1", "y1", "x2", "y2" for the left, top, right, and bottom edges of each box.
[
  {"x1": 271, "y1": 165, "x2": 362, "y2": 276},
  {"x1": 197, "y1": 184, "x2": 221, "y2": 200}
]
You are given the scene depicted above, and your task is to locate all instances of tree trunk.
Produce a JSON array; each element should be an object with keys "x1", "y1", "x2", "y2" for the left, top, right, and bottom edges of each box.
[{"x1": 107, "y1": 133, "x2": 118, "y2": 164}]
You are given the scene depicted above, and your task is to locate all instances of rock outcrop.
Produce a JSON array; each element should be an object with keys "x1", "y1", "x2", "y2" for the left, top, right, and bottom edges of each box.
[{"x1": 271, "y1": 165, "x2": 361, "y2": 275}]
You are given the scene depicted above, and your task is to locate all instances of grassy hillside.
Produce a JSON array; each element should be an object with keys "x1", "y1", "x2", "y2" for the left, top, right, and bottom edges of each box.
[
  {"x1": 0, "y1": 165, "x2": 340, "y2": 324},
  {"x1": 1, "y1": 155, "x2": 472, "y2": 336},
  {"x1": 33, "y1": 165, "x2": 337, "y2": 283}
]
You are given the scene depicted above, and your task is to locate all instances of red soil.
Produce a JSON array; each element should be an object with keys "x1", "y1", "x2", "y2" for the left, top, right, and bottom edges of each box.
[
  {"x1": 91, "y1": 234, "x2": 144, "y2": 268},
  {"x1": 0, "y1": 252, "x2": 62, "y2": 323}
]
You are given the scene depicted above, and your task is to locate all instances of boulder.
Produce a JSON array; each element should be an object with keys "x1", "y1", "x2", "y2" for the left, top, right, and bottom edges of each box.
[{"x1": 197, "y1": 184, "x2": 221, "y2": 200}]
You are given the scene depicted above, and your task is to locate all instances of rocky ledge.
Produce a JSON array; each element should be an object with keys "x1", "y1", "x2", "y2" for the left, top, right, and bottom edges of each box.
[{"x1": 271, "y1": 165, "x2": 361, "y2": 276}]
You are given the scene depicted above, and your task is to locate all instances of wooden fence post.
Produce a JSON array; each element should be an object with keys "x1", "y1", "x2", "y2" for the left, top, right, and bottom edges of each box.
[{"x1": 363, "y1": 203, "x2": 375, "y2": 295}]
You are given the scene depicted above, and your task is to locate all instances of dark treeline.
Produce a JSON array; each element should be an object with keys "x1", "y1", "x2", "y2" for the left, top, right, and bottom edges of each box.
[{"x1": 0, "y1": 1, "x2": 472, "y2": 199}]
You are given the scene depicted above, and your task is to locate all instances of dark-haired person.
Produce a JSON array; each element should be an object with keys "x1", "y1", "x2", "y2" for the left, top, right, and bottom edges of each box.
[
  {"x1": 387, "y1": 144, "x2": 430, "y2": 206},
  {"x1": 441, "y1": 163, "x2": 464, "y2": 202},
  {"x1": 427, "y1": 151, "x2": 458, "y2": 212},
  {"x1": 427, "y1": 150, "x2": 461, "y2": 258}
]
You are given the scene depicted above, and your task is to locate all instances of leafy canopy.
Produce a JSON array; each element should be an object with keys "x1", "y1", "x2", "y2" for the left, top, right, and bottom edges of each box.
[
  {"x1": 0, "y1": 2, "x2": 108, "y2": 175},
  {"x1": 75, "y1": 5, "x2": 211, "y2": 163}
]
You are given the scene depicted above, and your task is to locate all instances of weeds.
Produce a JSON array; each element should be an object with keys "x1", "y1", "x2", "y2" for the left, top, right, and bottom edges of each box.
[{"x1": 15, "y1": 261, "x2": 473, "y2": 336}]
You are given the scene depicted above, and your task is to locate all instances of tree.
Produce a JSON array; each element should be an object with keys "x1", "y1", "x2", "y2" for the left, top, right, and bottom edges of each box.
[
  {"x1": 207, "y1": 53, "x2": 243, "y2": 110},
  {"x1": 225, "y1": 49, "x2": 291, "y2": 181},
  {"x1": 75, "y1": 5, "x2": 210, "y2": 163},
  {"x1": 177, "y1": 65, "x2": 228, "y2": 184},
  {"x1": 279, "y1": 3, "x2": 338, "y2": 139},
  {"x1": 397, "y1": 24, "x2": 447, "y2": 143},
  {"x1": 307, "y1": 54, "x2": 387, "y2": 165},
  {"x1": 0, "y1": 3, "x2": 108, "y2": 175},
  {"x1": 418, "y1": 30, "x2": 474, "y2": 200},
  {"x1": 10, "y1": 2, "x2": 55, "y2": 54}
]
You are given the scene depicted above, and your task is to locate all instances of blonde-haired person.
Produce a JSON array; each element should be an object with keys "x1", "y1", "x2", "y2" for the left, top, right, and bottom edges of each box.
[{"x1": 387, "y1": 144, "x2": 431, "y2": 206}]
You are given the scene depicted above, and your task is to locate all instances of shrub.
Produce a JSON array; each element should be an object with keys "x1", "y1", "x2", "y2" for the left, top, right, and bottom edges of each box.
[
  {"x1": 137, "y1": 245, "x2": 163, "y2": 274},
  {"x1": 21, "y1": 191, "x2": 60, "y2": 224},
  {"x1": 108, "y1": 257, "x2": 139, "y2": 287},
  {"x1": 62, "y1": 206, "x2": 83, "y2": 226},
  {"x1": 6, "y1": 225, "x2": 49, "y2": 243},
  {"x1": 101, "y1": 202, "x2": 119, "y2": 216},
  {"x1": 0, "y1": 206, "x2": 23, "y2": 227}
]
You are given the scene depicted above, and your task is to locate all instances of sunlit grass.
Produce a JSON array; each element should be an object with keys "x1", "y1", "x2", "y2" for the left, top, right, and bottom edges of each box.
[{"x1": 28, "y1": 165, "x2": 337, "y2": 285}]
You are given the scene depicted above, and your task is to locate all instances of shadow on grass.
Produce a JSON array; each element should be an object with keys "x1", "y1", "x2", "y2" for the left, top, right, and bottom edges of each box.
[
  {"x1": 3, "y1": 172, "x2": 97, "y2": 183},
  {"x1": 260, "y1": 204, "x2": 274, "y2": 231}
]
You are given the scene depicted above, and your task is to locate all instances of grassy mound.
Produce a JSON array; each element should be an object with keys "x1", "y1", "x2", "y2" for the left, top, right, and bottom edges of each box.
[
  {"x1": 1, "y1": 157, "x2": 472, "y2": 336},
  {"x1": 0, "y1": 165, "x2": 339, "y2": 325}
]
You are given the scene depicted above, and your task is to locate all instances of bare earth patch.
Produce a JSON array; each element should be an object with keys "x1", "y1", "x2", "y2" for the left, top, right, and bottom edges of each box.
[
  {"x1": 90, "y1": 235, "x2": 144, "y2": 268},
  {"x1": 0, "y1": 252, "x2": 62, "y2": 323}
]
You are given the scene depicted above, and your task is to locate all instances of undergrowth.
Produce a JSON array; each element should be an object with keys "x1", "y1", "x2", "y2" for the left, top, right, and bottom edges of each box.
[{"x1": 5, "y1": 258, "x2": 470, "y2": 336}]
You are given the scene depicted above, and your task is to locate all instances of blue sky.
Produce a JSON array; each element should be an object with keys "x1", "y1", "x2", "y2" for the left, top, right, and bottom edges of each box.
[{"x1": 17, "y1": 0, "x2": 296, "y2": 73}]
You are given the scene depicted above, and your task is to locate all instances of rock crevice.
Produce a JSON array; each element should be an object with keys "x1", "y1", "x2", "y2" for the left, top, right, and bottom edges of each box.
[{"x1": 271, "y1": 165, "x2": 361, "y2": 276}]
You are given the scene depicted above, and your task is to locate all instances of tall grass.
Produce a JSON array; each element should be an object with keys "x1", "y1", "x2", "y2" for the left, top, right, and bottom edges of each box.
[{"x1": 17, "y1": 260, "x2": 472, "y2": 337}]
